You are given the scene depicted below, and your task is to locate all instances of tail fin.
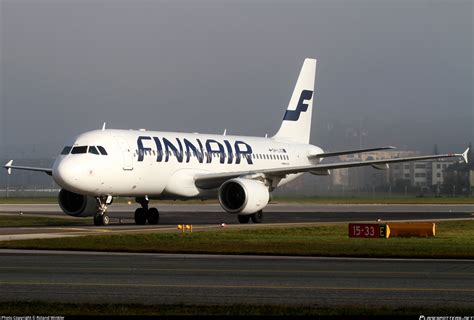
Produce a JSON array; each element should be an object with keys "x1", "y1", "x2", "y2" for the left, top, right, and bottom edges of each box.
[{"x1": 273, "y1": 58, "x2": 317, "y2": 144}]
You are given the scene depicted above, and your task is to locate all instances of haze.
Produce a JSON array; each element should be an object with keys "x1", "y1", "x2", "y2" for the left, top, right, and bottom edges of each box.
[{"x1": 0, "y1": 0, "x2": 472, "y2": 160}]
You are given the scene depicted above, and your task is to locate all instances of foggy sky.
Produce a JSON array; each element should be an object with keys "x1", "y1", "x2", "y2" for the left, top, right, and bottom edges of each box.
[{"x1": 0, "y1": 0, "x2": 473, "y2": 159}]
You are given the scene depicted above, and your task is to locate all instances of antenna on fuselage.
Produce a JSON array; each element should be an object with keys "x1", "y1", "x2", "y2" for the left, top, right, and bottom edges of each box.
[
  {"x1": 265, "y1": 133, "x2": 268, "y2": 138},
  {"x1": 102, "y1": 122, "x2": 106, "y2": 131},
  {"x1": 223, "y1": 129, "x2": 227, "y2": 136}
]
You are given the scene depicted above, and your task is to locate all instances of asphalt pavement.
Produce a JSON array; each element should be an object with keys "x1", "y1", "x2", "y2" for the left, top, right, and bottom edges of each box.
[{"x1": 0, "y1": 249, "x2": 473, "y2": 307}]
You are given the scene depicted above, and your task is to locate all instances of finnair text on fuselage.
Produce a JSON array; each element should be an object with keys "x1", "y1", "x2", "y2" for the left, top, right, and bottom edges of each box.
[{"x1": 137, "y1": 136, "x2": 259, "y2": 164}]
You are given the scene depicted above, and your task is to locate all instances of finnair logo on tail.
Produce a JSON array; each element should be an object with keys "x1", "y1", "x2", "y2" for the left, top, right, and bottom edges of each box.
[{"x1": 283, "y1": 90, "x2": 313, "y2": 121}]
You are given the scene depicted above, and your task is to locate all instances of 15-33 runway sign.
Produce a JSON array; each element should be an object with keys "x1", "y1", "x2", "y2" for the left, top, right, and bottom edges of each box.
[{"x1": 348, "y1": 223, "x2": 387, "y2": 238}]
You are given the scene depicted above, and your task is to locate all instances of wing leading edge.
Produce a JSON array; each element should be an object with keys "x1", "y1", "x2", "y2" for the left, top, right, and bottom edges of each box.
[{"x1": 194, "y1": 148, "x2": 469, "y2": 190}]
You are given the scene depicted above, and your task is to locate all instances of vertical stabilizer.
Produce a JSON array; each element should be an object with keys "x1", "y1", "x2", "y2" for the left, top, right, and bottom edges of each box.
[{"x1": 273, "y1": 58, "x2": 316, "y2": 144}]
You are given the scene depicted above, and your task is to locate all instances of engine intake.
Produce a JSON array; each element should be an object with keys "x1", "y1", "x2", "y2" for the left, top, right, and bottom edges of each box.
[
  {"x1": 58, "y1": 189, "x2": 97, "y2": 217},
  {"x1": 218, "y1": 178, "x2": 270, "y2": 214}
]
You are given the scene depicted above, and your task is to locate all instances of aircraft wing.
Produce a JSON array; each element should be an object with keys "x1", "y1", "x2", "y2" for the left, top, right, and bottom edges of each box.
[
  {"x1": 308, "y1": 146, "x2": 396, "y2": 159},
  {"x1": 194, "y1": 148, "x2": 469, "y2": 189},
  {"x1": 3, "y1": 160, "x2": 53, "y2": 176}
]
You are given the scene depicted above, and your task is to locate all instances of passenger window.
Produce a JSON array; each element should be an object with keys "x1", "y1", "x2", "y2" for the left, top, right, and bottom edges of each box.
[
  {"x1": 71, "y1": 146, "x2": 88, "y2": 154},
  {"x1": 97, "y1": 146, "x2": 108, "y2": 155},
  {"x1": 61, "y1": 146, "x2": 72, "y2": 155},
  {"x1": 88, "y1": 146, "x2": 100, "y2": 155}
]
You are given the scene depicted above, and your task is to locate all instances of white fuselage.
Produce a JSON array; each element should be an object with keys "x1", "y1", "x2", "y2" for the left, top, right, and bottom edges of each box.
[{"x1": 52, "y1": 129, "x2": 323, "y2": 199}]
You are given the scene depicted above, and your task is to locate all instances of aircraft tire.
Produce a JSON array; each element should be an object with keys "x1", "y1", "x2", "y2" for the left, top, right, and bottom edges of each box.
[
  {"x1": 93, "y1": 214, "x2": 103, "y2": 226},
  {"x1": 251, "y1": 210, "x2": 263, "y2": 223},
  {"x1": 147, "y1": 208, "x2": 160, "y2": 225},
  {"x1": 134, "y1": 208, "x2": 147, "y2": 225},
  {"x1": 101, "y1": 214, "x2": 110, "y2": 226},
  {"x1": 237, "y1": 215, "x2": 250, "y2": 224}
]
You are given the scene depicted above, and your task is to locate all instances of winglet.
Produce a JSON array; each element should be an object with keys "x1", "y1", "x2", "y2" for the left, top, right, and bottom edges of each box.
[
  {"x1": 462, "y1": 147, "x2": 470, "y2": 164},
  {"x1": 4, "y1": 160, "x2": 13, "y2": 175}
]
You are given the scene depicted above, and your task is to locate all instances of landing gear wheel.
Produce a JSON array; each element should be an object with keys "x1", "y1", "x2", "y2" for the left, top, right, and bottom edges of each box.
[
  {"x1": 93, "y1": 214, "x2": 102, "y2": 226},
  {"x1": 251, "y1": 210, "x2": 263, "y2": 223},
  {"x1": 134, "y1": 208, "x2": 147, "y2": 225},
  {"x1": 101, "y1": 214, "x2": 110, "y2": 226},
  {"x1": 147, "y1": 208, "x2": 160, "y2": 225},
  {"x1": 238, "y1": 215, "x2": 250, "y2": 224},
  {"x1": 93, "y1": 213, "x2": 110, "y2": 226}
]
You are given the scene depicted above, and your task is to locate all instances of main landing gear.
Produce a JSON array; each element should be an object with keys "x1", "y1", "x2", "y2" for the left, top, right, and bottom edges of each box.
[
  {"x1": 134, "y1": 197, "x2": 160, "y2": 225},
  {"x1": 237, "y1": 210, "x2": 263, "y2": 224},
  {"x1": 93, "y1": 195, "x2": 113, "y2": 226}
]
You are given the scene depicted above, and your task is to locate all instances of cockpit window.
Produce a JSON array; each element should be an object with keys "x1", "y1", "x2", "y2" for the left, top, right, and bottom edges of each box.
[
  {"x1": 71, "y1": 146, "x2": 88, "y2": 154},
  {"x1": 61, "y1": 146, "x2": 72, "y2": 155},
  {"x1": 88, "y1": 146, "x2": 100, "y2": 155},
  {"x1": 97, "y1": 146, "x2": 108, "y2": 155}
]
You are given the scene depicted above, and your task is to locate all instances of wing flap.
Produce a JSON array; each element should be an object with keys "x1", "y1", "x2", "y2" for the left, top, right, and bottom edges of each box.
[{"x1": 308, "y1": 146, "x2": 396, "y2": 159}]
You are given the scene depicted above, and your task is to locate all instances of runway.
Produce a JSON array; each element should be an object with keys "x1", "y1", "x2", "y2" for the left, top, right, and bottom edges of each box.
[
  {"x1": 0, "y1": 203, "x2": 473, "y2": 241},
  {"x1": 0, "y1": 249, "x2": 473, "y2": 307}
]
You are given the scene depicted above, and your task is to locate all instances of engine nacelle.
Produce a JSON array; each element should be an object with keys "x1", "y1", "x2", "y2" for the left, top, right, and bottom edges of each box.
[
  {"x1": 218, "y1": 178, "x2": 270, "y2": 215},
  {"x1": 58, "y1": 189, "x2": 98, "y2": 217}
]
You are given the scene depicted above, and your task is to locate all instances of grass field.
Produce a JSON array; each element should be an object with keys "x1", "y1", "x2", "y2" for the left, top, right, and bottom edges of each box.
[
  {"x1": 1, "y1": 220, "x2": 473, "y2": 259},
  {"x1": 0, "y1": 301, "x2": 472, "y2": 316},
  {"x1": 0, "y1": 195, "x2": 473, "y2": 204},
  {"x1": 0, "y1": 215, "x2": 86, "y2": 227}
]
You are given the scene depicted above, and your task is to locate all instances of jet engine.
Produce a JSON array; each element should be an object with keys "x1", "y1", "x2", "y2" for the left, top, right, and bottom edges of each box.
[
  {"x1": 58, "y1": 189, "x2": 98, "y2": 217},
  {"x1": 218, "y1": 178, "x2": 270, "y2": 214}
]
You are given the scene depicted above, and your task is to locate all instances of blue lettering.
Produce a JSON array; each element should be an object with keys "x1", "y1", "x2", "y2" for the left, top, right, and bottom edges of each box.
[
  {"x1": 153, "y1": 137, "x2": 163, "y2": 162},
  {"x1": 163, "y1": 138, "x2": 183, "y2": 162},
  {"x1": 235, "y1": 141, "x2": 253, "y2": 164},
  {"x1": 184, "y1": 138, "x2": 204, "y2": 163},
  {"x1": 223, "y1": 140, "x2": 233, "y2": 164},
  {"x1": 205, "y1": 139, "x2": 225, "y2": 164},
  {"x1": 137, "y1": 136, "x2": 152, "y2": 162},
  {"x1": 137, "y1": 136, "x2": 254, "y2": 165}
]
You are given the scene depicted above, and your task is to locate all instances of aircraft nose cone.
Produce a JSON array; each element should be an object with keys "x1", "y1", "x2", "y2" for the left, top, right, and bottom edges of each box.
[{"x1": 53, "y1": 158, "x2": 81, "y2": 190}]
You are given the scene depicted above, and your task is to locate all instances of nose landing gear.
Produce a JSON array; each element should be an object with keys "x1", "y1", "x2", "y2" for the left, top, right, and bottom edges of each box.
[
  {"x1": 93, "y1": 195, "x2": 113, "y2": 226},
  {"x1": 135, "y1": 197, "x2": 160, "y2": 225}
]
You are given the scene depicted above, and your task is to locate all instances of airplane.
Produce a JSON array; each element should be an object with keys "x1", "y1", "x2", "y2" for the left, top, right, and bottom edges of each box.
[{"x1": 3, "y1": 58, "x2": 469, "y2": 226}]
